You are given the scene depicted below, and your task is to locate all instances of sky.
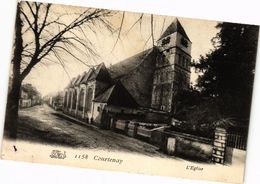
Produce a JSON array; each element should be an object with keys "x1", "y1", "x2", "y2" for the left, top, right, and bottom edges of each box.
[{"x1": 21, "y1": 3, "x2": 220, "y2": 96}]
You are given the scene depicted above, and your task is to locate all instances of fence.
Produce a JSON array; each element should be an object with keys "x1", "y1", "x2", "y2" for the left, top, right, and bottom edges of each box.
[{"x1": 227, "y1": 133, "x2": 247, "y2": 150}]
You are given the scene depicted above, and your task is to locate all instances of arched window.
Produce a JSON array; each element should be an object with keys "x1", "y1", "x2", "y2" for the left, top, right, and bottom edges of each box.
[
  {"x1": 68, "y1": 91, "x2": 72, "y2": 108},
  {"x1": 176, "y1": 54, "x2": 179, "y2": 65},
  {"x1": 186, "y1": 58, "x2": 190, "y2": 69},
  {"x1": 72, "y1": 90, "x2": 77, "y2": 109},
  {"x1": 85, "y1": 88, "x2": 93, "y2": 111},
  {"x1": 157, "y1": 88, "x2": 162, "y2": 105},
  {"x1": 78, "y1": 89, "x2": 85, "y2": 111},
  {"x1": 64, "y1": 92, "x2": 67, "y2": 108}
]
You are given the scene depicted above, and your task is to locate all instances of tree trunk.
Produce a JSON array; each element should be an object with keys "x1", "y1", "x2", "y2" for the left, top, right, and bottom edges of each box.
[
  {"x1": 5, "y1": 77, "x2": 22, "y2": 139},
  {"x1": 4, "y1": 3, "x2": 23, "y2": 139}
]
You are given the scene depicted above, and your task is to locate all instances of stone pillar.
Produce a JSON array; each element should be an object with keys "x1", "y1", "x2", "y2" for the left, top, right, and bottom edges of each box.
[
  {"x1": 160, "y1": 132, "x2": 168, "y2": 153},
  {"x1": 66, "y1": 91, "x2": 69, "y2": 110},
  {"x1": 82, "y1": 87, "x2": 87, "y2": 119},
  {"x1": 63, "y1": 91, "x2": 67, "y2": 110},
  {"x1": 124, "y1": 121, "x2": 129, "y2": 134},
  {"x1": 133, "y1": 123, "x2": 138, "y2": 138},
  {"x1": 75, "y1": 88, "x2": 80, "y2": 117},
  {"x1": 166, "y1": 137, "x2": 176, "y2": 155},
  {"x1": 69, "y1": 90, "x2": 73, "y2": 113},
  {"x1": 212, "y1": 127, "x2": 227, "y2": 164},
  {"x1": 110, "y1": 117, "x2": 116, "y2": 131}
]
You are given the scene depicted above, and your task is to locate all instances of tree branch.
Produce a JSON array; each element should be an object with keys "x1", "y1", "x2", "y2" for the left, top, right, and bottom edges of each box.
[
  {"x1": 111, "y1": 11, "x2": 125, "y2": 52},
  {"x1": 151, "y1": 14, "x2": 155, "y2": 46}
]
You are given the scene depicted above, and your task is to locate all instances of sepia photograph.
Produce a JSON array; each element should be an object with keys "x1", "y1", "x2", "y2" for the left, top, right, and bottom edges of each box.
[{"x1": 1, "y1": 1, "x2": 259, "y2": 183}]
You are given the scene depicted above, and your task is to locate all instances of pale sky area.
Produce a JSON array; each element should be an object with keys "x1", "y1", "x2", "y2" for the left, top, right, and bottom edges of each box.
[{"x1": 21, "y1": 4, "x2": 220, "y2": 96}]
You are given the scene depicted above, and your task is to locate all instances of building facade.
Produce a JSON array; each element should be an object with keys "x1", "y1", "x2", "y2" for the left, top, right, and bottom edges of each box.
[
  {"x1": 151, "y1": 19, "x2": 192, "y2": 112},
  {"x1": 19, "y1": 84, "x2": 41, "y2": 108},
  {"x1": 63, "y1": 18, "x2": 192, "y2": 125},
  {"x1": 19, "y1": 90, "x2": 32, "y2": 108}
]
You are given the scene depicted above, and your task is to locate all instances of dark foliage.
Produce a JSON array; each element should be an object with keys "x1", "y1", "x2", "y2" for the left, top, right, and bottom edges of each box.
[
  {"x1": 192, "y1": 22, "x2": 259, "y2": 120},
  {"x1": 22, "y1": 83, "x2": 40, "y2": 98}
]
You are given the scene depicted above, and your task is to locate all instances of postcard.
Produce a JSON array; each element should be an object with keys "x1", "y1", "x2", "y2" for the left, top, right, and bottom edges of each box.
[{"x1": 1, "y1": 1, "x2": 259, "y2": 183}]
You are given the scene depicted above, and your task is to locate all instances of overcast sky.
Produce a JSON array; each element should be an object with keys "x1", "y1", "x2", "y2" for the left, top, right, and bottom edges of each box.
[{"x1": 21, "y1": 3, "x2": 219, "y2": 96}]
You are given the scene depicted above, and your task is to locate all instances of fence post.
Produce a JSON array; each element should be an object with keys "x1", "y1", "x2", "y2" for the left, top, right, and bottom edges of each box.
[{"x1": 212, "y1": 127, "x2": 227, "y2": 164}]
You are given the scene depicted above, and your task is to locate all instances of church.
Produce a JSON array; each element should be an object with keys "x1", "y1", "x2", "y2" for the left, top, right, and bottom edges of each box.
[{"x1": 62, "y1": 18, "x2": 192, "y2": 128}]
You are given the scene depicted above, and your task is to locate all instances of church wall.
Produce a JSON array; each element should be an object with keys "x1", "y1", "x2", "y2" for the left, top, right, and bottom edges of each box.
[{"x1": 92, "y1": 102, "x2": 106, "y2": 125}]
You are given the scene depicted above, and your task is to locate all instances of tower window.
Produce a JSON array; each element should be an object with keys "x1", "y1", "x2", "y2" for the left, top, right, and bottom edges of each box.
[
  {"x1": 181, "y1": 38, "x2": 188, "y2": 48},
  {"x1": 186, "y1": 59, "x2": 189, "y2": 68},
  {"x1": 181, "y1": 56, "x2": 184, "y2": 67},
  {"x1": 162, "y1": 37, "x2": 170, "y2": 46},
  {"x1": 182, "y1": 56, "x2": 186, "y2": 67}
]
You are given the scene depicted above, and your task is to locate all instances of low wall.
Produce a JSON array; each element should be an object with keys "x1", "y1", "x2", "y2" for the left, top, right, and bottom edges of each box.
[
  {"x1": 163, "y1": 131, "x2": 213, "y2": 162},
  {"x1": 112, "y1": 119, "x2": 214, "y2": 163},
  {"x1": 127, "y1": 123, "x2": 136, "y2": 137},
  {"x1": 225, "y1": 146, "x2": 234, "y2": 165},
  {"x1": 137, "y1": 126, "x2": 151, "y2": 138},
  {"x1": 115, "y1": 120, "x2": 126, "y2": 130},
  {"x1": 114, "y1": 120, "x2": 165, "y2": 142},
  {"x1": 175, "y1": 137, "x2": 212, "y2": 162},
  {"x1": 150, "y1": 130, "x2": 164, "y2": 146}
]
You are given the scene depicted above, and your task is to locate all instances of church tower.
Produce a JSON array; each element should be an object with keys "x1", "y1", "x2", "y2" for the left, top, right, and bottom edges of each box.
[{"x1": 151, "y1": 18, "x2": 192, "y2": 112}]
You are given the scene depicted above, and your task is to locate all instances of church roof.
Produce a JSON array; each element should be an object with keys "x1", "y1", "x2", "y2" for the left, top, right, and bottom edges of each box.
[
  {"x1": 87, "y1": 62, "x2": 112, "y2": 83},
  {"x1": 65, "y1": 48, "x2": 158, "y2": 107},
  {"x1": 80, "y1": 69, "x2": 93, "y2": 84},
  {"x1": 108, "y1": 49, "x2": 153, "y2": 79},
  {"x1": 108, "y1": 48, "x2": 158, "y2": 107},
  {"x1": 93, "y1": 82, "x2": 138, "y2": 108},
  {"x1": 75, "y1": 73, "x2": 86, "y2": 86},
  {"x1": 94, "y1": 85, "x2": 115, "y2": 103},
  {"x1": 159, "y1": 18, "x2": 190, "y2": 41},
  {"x1": 88, "y1": 63, "x2": 103, "y2": 81},
  {"x1": 72, "y1": 75, "x2": 82, "y2": 87}
]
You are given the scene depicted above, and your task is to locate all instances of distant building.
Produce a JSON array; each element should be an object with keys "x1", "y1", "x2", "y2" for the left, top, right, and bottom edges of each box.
[
  {"x1": 63, "y1": 18, "x2": 192, "y2": 127},
  {"x1": 19, "y1": 90, "x2": 32, "y2": 108},
  {"x1": 19, "y1": 84, "x2": 41, "y2": 108},
  {"x1": 50, "y1": 92, "x2": 64, "y2": 110}
]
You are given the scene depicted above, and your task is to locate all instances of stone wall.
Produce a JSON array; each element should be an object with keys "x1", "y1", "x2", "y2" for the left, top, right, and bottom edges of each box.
[{"x1": 162, "y1": 131, "x2": 213, "y2": 162}]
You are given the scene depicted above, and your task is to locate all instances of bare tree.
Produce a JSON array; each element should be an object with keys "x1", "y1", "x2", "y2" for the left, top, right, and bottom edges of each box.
[
  {"x1": 111, "y1": 12, "x2": 156, "y2": 52},
  {"x1": 6, "y1": 2, "x2": 166, "y2": 139},
  {"x1": 6, "y1": 1, "x2": 113, "y2": 138}
]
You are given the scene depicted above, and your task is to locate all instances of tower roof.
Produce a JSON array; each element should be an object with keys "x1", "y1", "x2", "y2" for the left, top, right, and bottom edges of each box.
[{"x1": 159, "y1": 18, "x2": 190, "y2": 41}]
